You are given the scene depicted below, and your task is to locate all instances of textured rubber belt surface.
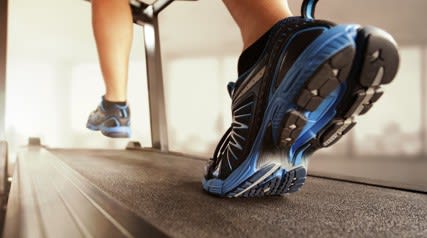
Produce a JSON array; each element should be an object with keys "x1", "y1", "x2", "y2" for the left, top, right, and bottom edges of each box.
[
  {"x1": 53, "y1": 149, "x2": 427, "y2": 238},
  {"x1": 4, "y1": 147, "x2": 168, "y2": 238}
]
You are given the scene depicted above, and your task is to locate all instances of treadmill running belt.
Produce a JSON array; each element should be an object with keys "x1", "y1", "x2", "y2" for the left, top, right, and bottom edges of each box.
[{"x1": 53, "y1": 149, "x2": 427, "y2": 238}]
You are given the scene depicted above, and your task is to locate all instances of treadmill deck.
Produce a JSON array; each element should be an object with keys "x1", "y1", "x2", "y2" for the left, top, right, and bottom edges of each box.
[{"x1": 50, "y1": 149, "x2": 427, "y2": 237}]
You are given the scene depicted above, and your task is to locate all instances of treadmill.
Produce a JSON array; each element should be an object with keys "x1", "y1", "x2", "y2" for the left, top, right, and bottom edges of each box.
[{"x1": 0, "y1": 0, "x2": 426, "y2": 237}]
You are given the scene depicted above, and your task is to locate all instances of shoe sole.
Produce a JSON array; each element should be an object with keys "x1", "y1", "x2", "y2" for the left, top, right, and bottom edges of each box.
[
  {"x1": 269, "y1": 26, "x2": 399, "y2": 197},
  {"x1": 203, "y1": 25, "x2": 399, "y2": 198},
  {"x1": 312, "y1": 26, "x2": 399, "y2": 148},
  {"x1": 87, "y1": 124, "x2": 131, "y2": 138}
]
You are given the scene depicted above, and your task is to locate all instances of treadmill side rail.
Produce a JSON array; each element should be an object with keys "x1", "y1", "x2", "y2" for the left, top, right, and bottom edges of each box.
[
  {"x1": 2, "y1": 147, "x2": 168, "y2": 238},
  {"x1": 0, "y1": 0, "x2": 7, "y2": 139}
]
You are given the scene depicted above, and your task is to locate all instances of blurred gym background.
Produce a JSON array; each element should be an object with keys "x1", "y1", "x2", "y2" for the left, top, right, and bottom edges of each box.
[{"x1": 3, "y1": 0, "x2": 427, "y2": 190}]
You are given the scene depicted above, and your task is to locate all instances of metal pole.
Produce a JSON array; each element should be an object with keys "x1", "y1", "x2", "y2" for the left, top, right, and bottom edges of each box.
[
  {"x1": 421, "y1": 47, "x2": 427, "y2": 157},
  {"x1": 0, "y1": 0, "x2": 8, "y2": 140},
  {"x1": 152, "y1": 0, "x2": 174, "y2": 14},
  {"x1": 347, "y1": 131, "x2": 355, "y2": 158},
  {"x1": 136, "y1": 0, "x2": 198, "y2": 151},
  {"x1": 143, "y1": 8, "x2": 169, "y2": 152}
]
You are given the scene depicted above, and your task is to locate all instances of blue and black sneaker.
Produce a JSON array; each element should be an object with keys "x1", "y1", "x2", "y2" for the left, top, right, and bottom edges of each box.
[
  {"x1": 86, "y1": 99, "x2": 131, "y2": 138},
  {"x1": 203, "y1": 0, "x2": 399, "y2": 198}
]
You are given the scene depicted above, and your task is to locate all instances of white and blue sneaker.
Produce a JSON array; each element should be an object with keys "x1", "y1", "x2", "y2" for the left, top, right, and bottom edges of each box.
[
  {"x1": 203, "y1": 0, "x2": 399, "y2": 198},
  {"x1": 87, "y1": 99, "x2": 131, "y2": 138}
]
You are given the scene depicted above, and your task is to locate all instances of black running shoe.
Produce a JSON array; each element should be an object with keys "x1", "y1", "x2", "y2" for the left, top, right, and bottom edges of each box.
[
  {"x1": 202, "y1": 0, "x2": 399, "y2": 198},
  {"x1": 86, "y1": 99, "x2": 131, "y2": 138}
]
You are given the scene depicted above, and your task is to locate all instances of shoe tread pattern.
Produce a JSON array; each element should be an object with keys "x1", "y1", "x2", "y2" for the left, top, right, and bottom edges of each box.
[
  {"x1": 226, "y1": 167, "x2": 307, "y2": 198},
  {"x1": 279, "y1": 46, "x2": 356, "y2": 150},
  {"x1": 318, "y1": 27, "x2": 399, "y2": 147}
]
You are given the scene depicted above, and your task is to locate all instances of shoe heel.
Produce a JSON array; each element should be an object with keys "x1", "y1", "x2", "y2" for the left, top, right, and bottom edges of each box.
[
  {"x1": 337, "y1": 26, "x2": 400, "y2": 119},
  {"x1": 357, "y1": 26, "x2": 400, "y2": 87},
  {"x1": 101, "y1": 126, "x2": 131, "y2": 138},
  {"x1": 317, "y1": 27, "x2": 400, "y2": 148}
]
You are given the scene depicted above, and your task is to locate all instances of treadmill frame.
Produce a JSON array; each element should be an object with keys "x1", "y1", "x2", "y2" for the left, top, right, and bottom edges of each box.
[
  {"x1": 130, "y1": 0, "x2": 197, "y2": 152},
  {"x1": 0, "y1": 0, "x2": 7, "y2": 140},
  {"x1": 132, "y1": 0, "x2": 172, "y2": 152}
]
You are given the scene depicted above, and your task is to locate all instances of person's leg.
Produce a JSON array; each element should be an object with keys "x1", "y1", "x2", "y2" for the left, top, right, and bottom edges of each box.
[
  {"x1": 223, "y1": 0, "x2": 293, "y2": 49},
  {"x1": 86, "y1": 0, "x2": 133, "y2": 138},
  {"x1": 92, "y1": 0, "x2": 133, "y2": 102}
]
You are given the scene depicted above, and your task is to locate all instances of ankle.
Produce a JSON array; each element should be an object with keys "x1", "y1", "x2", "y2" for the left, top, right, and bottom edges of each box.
[
  {"x1": 223, "y1": 0, "x2": 293, "y2": 49},
  {"x1": 237, "y1": 28, "x2": 272, "y2": 75},
  {"x1": 103, "y1": 93, "x2": 127, "y2": 103},
  {"x1": 102, "y1": 96, "x2": 127, "y2": 110},
  {"x1": 241, "y1": 16, "x2": 285, "y2": 49}
]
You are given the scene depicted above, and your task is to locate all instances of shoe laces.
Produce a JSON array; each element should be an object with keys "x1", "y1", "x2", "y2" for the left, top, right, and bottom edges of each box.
[
  {"x1": 209, "y1": 126, "x2": 233, "y2": 171},
  {"x1": 227, "y1": 82, "x2": 236, "y2": 98},
  {"x1": 209, "y1": 79, "x2": 241, "y2": 171},
  {"x1": 209, "y1": 78, "x2": 238, "y2": 167}
]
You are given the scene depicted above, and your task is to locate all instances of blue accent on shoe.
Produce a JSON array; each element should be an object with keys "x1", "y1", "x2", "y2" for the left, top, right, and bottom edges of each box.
[
  {"x1": 306, "y1": 4, "x2": 313, "y2": 18},
  {"x1": 301, "y1": 0, "x2": 319, "y2": 19},
  {"x1": 203, "y1": 25, "x2": 359, "y2": 197},
  {"x1": 269, "y1": 26, "x2": 328, "y2": 102},
  {"x1": 291, "y1": 84, "x2": 345, "y2": 166},
  {"x1": 101, "y1": 126, "x2": 131, "y2": 138}
]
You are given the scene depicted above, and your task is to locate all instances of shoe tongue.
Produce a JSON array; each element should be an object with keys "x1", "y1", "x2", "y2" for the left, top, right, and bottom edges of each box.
[
  {"x1": 237, "y1": 28, "x2": 273, "y2": 76},
  {"x1": 234, "y1": 23, "x2": 276, "y2": 94}
]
